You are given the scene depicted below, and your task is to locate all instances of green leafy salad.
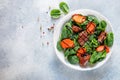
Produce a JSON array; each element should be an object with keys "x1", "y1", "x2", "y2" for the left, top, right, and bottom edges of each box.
[{"x1": 57, "y1": 14, "x2": 114, "y2": 67}]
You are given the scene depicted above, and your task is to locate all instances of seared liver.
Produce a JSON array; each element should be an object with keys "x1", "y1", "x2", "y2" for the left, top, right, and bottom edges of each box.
[
  {"x1": 98, "y1": 31, "x2": 107, "y2": 43},
  {"x1": 78, "y1": 31, "x2": 88, "y2": 46},
  {"x1": 72, "y1": 25, "x2": 82, "y2": 33}
]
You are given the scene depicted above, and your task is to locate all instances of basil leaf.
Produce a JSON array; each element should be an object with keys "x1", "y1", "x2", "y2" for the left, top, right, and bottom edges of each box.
[
  {"x1": 50, "y1": 9, "x2": 61, "y2": 18},
  {"x1": 59, "y1": 2, "x2": 69, "y2": 14},
  {"x1": 68, "y1": 55, "x2": 79, "y2": 64}
]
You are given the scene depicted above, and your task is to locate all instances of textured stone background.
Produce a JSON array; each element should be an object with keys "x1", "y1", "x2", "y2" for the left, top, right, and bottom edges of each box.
[{"x1": 0, "y1": 0, "x2": 120, "y2": 80}]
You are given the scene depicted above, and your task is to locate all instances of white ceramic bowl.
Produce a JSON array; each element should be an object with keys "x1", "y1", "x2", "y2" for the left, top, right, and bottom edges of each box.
[{"x1": 54, "y1": 9, "x2": 114, "y2": 71}]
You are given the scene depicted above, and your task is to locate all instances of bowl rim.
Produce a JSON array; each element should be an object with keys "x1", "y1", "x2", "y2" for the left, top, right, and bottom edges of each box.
[{"x1": 53, "y1": 9, "x2": 114, "y2": 71}]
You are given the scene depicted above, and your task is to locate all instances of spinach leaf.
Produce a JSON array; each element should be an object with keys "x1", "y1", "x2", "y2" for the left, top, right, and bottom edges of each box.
[
  {"x1": 87, "y1": 15, "x2": 95, "y2": 21},
  {"x1": 93, "y1": 17, "x2": 99, "y2": 25},
  {"x1": 87, "y1": 15, "x2": 99, "y2": 25},
  {"x1": 89, "y1": 34, "x2": 96, "y2": 41},
  {"x1": 91, "y1": 38, "x2": 99, "y2": 48},
  {"x1": 60, "y1": 20, "x2": 73, "y2": 39},
  {"x1": 97, "y1": 51, "x2": 106, "y2": 61},
  {"x1": 64, "y1": 49, "x2": 76, "y2": 57},
  {"x1": 81, "y1": 20, "x2": 89, "y2": 26},
  {"x1": 83, "y1": 41, "x2": 92, "y2": 54},
  {"x1": 57, "y1": 40, "x2": 63, "y2": 51},
  {"x1": 100, "y1": 51, "x2": 106, "y2": 59},
  {"x1": 65, "y1": 22, "x2": 72, "y2": 28},
  {"x1": 50, "y1": 9, "x2": 61, "y2": 18},
  {"x1": 68, "y1": 55, "x2": 79, "y2": 64},
  {"x1": 80, "y1": 20, "x2": 89, "y2": 30},
  {"x1": 104, "y1": 32, "x2": 114, "y2": 47},
  {"x1": 84, "y1": 35, "x2": 99, "y2": 54},
  {"x1": 90, "y1": 51, "x2": 98, "y2": 63},
  {"x1": 73, "y1": 38, "x2": 79, "y2": 46},
  {"x1": 74, "y1": 46, "x2": 80, "y2": 51},
  {"x1": 70, "y1": 34, "x2": 78, "y2": 40},
  {"x1": 64, "y1": 19, "x2": 72, "y2": 28},
  {"x1": 97, "y1": 20, "x2": 107, "y2": 31},
  {"x1": 59, "y1": 2, "x2": 69, "y2": 14},
  {"x1": 61, "y1": 26, "x2": 68, "y2": 39},
  {"x1": 64, "y1": 49, "x2": 70, "y2": 57},
  {"x1": 90, "y1": 51, "x2": 107, "y2": 64},
  {"x1": 94, "y1": 30, "x2": 101, "y2": 36}
]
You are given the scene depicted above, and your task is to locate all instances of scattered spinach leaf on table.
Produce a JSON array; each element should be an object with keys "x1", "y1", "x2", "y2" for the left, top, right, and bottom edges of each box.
[
  {"x1": 50, "y1": 9, "x2": 61, "y2": 18},
  {"x1": 59, "y1": 2, "x2": 69, "y2": 14}
]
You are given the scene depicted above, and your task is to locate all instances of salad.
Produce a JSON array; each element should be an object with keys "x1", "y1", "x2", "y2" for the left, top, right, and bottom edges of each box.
[{"x1": 57, "y1": 14, "x2": 114, "y2": 67}]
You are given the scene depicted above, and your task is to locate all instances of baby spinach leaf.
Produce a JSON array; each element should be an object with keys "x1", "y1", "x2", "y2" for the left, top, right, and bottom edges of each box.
[
  {"x1": 50, "y1": 9, "x2": 61, "y2": 18},
  {"x1": 60, "y1": 21, "x2": 73, "y2": 39},
  {"x1": 91, "y1": 38, "x2": 99, "y2": 48},
  {"x1": 97, "y1": 51, "x2": 106, "y2": 61},
  {"x1": 73, "y1": 38, "x2": 79, "y2": 46},
  {"x1": 94, "y1": 30, "x2": 101, "y2": 36},
  {"x1": 90, "y1": 51, "x2": 98, "y2": 63},
  {"x1": 104, "y1": 32, "x2": 114, "y2": 47},
  {"x1": 59, "y1": 2, "x2": 69, "y2": 14},
  {"x1": 100, "y1": 51, "x2": 106, "y2": 59},
  {"x1": 81, "y1": 20, "x2": 89, "y2": 26},
  {"x1": 97, "y1": 20, "x2": 107, "y2": 31},
  {"x1": 101, "y1": 20, "x2": 107, "y2": 28},
  {"x1": 64, "y1": 49, "x2": 70, "y2": 57},
  {"x1": 74, "y1": 46, "x2": 80, "y2": 51},
  {"x1": 69, "y1": 49, "x2": 76, "y2": 54},
  {"x1": 87, "y1": 15, "x2": 99, "y2": 25},
  {"x1": 70, "y1": 34, "x2": 78, "y2": 40},
  {"x1": 65, "y1": 22, "x2": 72, "y2": 28},
  {"x1": 57, "y1": 40, "x2": 63, "y2": 51},
  {"x1": 83, "y1": 41, "x2": 92, "y2": 54},
  {"x1": 90, "y1": 51, "x2": 107, "y2": 64},
  {"x1": 89, "y1": 34, "x2": 96, "y2": 41},
  {"x1": 87, "y1": 15, "x2": 95, "y2": 21},
  {"x1": 93, "y1": 17, "x2": 99, "y2": 25},
  {"x1": 68, "y1": 55, "x2": 79, "y2": 64},
  {"x1": 64, "y1": 49, "x2": 76, "y2": 57},
  {"x1": 61, "y1": 26, "x2": 68, "y2": 39}
]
